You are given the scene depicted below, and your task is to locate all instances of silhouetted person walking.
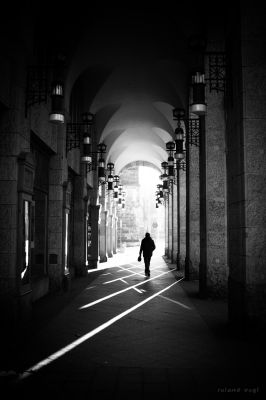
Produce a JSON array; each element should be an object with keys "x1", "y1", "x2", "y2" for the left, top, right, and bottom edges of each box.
[{"x1": 139, "y1": 232, "x2": 156, "y2": 277}]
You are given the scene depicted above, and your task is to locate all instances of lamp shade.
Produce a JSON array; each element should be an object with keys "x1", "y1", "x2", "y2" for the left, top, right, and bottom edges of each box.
[
  {"x1": 98, "y1": 167, "x2": 106, "y2": 182},
  {"x1": 174, "y1": 139, "x2": 184, "y2": 159},
  {"x1": 173, "y1": 107, "x2": 185, "y2": 120},
  {"x1": 166, "y1": 141, "x2": 175, "y2": 151},
  {"x1": 175, "y1": 126, "x2": 184, "y2": 140},
  {"x1": 97, "y1": 143, "x2": 107, "y2": 153}
]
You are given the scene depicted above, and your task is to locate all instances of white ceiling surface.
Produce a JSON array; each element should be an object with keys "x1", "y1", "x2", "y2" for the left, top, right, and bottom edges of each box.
[{"x1": 68, "y1": 24, "x2": 188, "y2": 173}]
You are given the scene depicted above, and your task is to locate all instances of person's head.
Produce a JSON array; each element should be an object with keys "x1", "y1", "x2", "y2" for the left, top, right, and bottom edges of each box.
[{"x1": 145, "y1": 232, "x2": 150, "y2": 238}]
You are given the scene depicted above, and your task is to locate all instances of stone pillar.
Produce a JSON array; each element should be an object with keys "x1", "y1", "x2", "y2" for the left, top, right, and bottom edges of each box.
[
  {"x1": 99, "y1": 209, "x2": 108, "y2": 262},
  {"x1": 0, "y1": 134, "x2": 20, "y2": 331},
  {"x1": 48, "y1": 124, "x2": 67, "y2": 291},
  {"x1": 242, "y1": 8, "x2": 266, "y2": 324},
  {"x1": 188, "y1": 128, "x2": 200, "y2": 279},
  {"x1": 227, "y1": 4, "x2": 266, "y2": 325},
  {"x1": 164, "y1": 199, "x2": 169, "y2": 256},
  {"x1": 73, "y1": 175, "x2": 87, "y2": 276},
  {"x1": 180, "y1": 168, "x2": 186, "y2": 269},
  {"x1": 107, "y1": 213, "x2": 113, "y2": 258},
  {"x1": 88, "y1": 204, "x2": 100, "y2": 268},
  {"x1": 168, "y1": 188, "x2": 173, "y2": 261},
  {"x1": 113, "y1": 206, "x2": 118, "y2": 255},
  {"x1": 172, "y1": 181, "x2": 178, "y2": 265},
  {"x1": 205, "y1": 75, "x2": 227, "y2": 297},
  {"x1": 199, "y1": 115, "x2": 207, "y2": 297}
]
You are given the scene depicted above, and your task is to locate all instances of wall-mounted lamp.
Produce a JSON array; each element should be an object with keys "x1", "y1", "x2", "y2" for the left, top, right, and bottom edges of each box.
[
  {"x1": 49, "y1": 81, "x2": 65, "y2": 124},
  {"x1": 117, "y1": 184, "x2": 123, "y2": 207},
  {"x1": 166, "y1": 142, "x2": 175, "y2": 181},
  {"x1": 80, "y1": 112, "x2": 94, "y2": 163},
  {"x1": 107, "y1": 163, "x2": 115, "y2": 190},
  {"x1": 97, "y1": 144, "x2": 107, "y2": 184},
  {"x1": 155, "y1": 184, "x2": 164, "y2": 208},
  {"x1": 161, "y1": 162, "x2": 169, "y2": 193},
  {"x1": 121, "y1": 191, "x2": 126, "y2": 209},
  {"x1": 113, "y1": 175, "x2": 120, "y2": 200},
  {"x1": 190, "y1": 72, "x2": 206, "y2": 116},
  {"x1": 173, "y1": 107, "x2": 200, "y2": 149},
  {"x1": 66, "y1": 112, "x2": 107, "y2": 179}
]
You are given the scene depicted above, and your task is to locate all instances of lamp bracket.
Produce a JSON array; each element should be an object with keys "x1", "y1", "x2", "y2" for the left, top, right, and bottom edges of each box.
[
  {"x1": 206, "y1": 52, "x2": 226, "y2": 93},
  {"x1": 176, "y1": 159, "x2": 186, "y2": 172},
  {"x1": 187, "y1": 118, "x2": 200, "y2": 147},
  {"x1": 25, "y1": 65, "x2": 50, "y2": 117},
  {"x1": 66, "y1": 122, "x2": 87, "y2": 153},
  {"x1": 85, "y1": 153, "x2": 99, "y2": 173}
]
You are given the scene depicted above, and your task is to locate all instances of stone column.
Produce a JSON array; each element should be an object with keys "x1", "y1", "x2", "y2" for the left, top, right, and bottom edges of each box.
[
  {"x1": 180, "y1": 168, "x2": 186, "y2": 269},
  {"x1": 168, "y1": 189, "x2": 173, "y2": 260},
  {"x1": 0, "y1": 107, "x2": 31, "y2": 333},
  {"x1": 227, "y1": 4, "x2": 266, "y2": 325},
  {"x1": 48, "y1": 124, "x2": 67, "y2": 291},
  {"x1": 242, "y1": 8, "x2": 266, "y2": 324},
  {"x1": 107, "y1": 213, "x2": 113, "y2": 258},
  {"x1": 164, "y1": 198, "x2": 169, "y2": 257},
  {"x1": 0, "y1": 133, "x2": 20, "y2": 330},
  {"x1": 188, "y1": 126, "x2": 200, "y2": 279},
  {"x1": 205, "y1": 80, "x2": 227, "y2": 297},
  {"x1": 73, "y1": 175, "x2": 87, "y2": 276},
  {"x1": 99, "y1": 209, "x2": 108, "y2": 262},
  {"x1": 113, "y1": 206, "x2": 118, "y2": 255},
  {"x1": 88, "y1": 204, "x2": 100, "y2": 268},
  {"x1": 172, "y1": 181, "x2": 178, "y2": 265}
]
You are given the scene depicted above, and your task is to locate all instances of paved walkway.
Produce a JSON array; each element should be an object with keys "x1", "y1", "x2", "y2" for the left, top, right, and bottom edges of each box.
[{"x1": 1, "y1": 246, "x2": 265, "y2": 397}]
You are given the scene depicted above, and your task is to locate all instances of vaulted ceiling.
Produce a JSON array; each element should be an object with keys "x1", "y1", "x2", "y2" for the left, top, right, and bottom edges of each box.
[{"x1": 19, "y1": 2, "x2": 224, "y2": 173}]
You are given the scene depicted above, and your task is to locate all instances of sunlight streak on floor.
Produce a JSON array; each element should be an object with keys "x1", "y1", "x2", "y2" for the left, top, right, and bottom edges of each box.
[
  {"x1": 159, "y1": 295, "x2": 192, "y2": 310},
  {"x1": 18, "y1": 278, "x2": 183, "y2": 381},
  {"x1": 79, "y1": 268, "x2": 176, "y2": 310}
]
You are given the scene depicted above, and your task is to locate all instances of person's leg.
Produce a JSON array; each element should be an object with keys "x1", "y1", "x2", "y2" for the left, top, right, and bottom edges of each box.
[
  {"x1": 147, "y1": 257, "x2": 151, "y2": 275},
  {"x1": 144, "y1": 256, "x2": 149, "y2": 275}
]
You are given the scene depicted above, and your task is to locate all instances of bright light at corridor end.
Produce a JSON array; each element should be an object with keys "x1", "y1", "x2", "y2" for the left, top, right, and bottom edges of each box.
[
  {"x1": 138, "y1": 166, "x2": 159, "y2": 189},
  {"x1": 138, "y1": 165, "x2": 165, "y2": 239}
]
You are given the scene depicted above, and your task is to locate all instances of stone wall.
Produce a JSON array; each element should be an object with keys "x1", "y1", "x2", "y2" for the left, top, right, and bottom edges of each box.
[
  {"x1": 241, "y1": 5, "x2": 266, "y2": 323},
  {"x1": 226, "y1": 4, "x2": 266, "y2": 325}
]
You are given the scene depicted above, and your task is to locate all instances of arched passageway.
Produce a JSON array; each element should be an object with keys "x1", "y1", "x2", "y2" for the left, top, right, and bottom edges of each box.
[{"x1": 1, "y1": 2, "x2": 266, "y2": 394}]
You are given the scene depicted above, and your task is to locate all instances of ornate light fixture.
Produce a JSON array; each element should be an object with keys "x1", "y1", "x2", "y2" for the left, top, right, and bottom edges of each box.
[
  {"x1": 49, "y1": 81, "x2": 65, "y2": 124},
  {"x1": 173, "y1": 108, "x2": 185, "y2": 161},
  {"x1": 113, "y1": 175, "x2": 120, "y2": 201},
  {"x1": 121, "y1": 191, "x2": 126, "y2": 209},
  {"x1": 117, "y1": 184, "x2": 123, "y2": 207},
  {"x1": 107, "y1": 163, "x2": 115, "y2": 190},
  {"x1": 97, "y1": 144, "x2": 107, "y2": 184},
  {"x1": 166, "y1": 141, "x2": 175, "y2": 182},
  {"x1": 190, "y1": 71, "x2": 206, "y2": 116},
  {"x1": 25, "y1": 65, "x2": 48, "y2": 117},
  {"x1": 160, "y1": 109, "x2": 187, "y2": 191},
  {"x1": 81, "y1": 112, "x2": 94, "y2": 163},
  {"x1": 161, "y1": 162, "x2": 169, "y2": 193},
  {"x1": 66, "y1": 112, "x2": 107, "y2": 177},
  {"x1": 155, "y1": 184, "x2": 164, "y2": 208}
]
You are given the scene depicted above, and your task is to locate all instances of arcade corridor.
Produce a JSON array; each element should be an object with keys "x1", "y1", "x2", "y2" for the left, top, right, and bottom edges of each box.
[{"x1": 1, "y1": 1, "x2": 266, "y2": 395}]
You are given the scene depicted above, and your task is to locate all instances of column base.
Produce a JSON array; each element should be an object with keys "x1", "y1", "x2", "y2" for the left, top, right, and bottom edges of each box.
[{"x1": 88, "y1": 258, "x2": 99, "y2": 269}]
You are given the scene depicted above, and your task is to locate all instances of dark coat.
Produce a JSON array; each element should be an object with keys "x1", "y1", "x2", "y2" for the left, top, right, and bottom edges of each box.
[{"x1": 140, "y1": 236, "x2": 156, "y2": 257}]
